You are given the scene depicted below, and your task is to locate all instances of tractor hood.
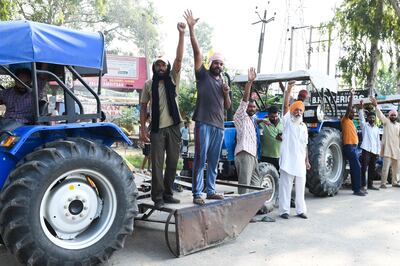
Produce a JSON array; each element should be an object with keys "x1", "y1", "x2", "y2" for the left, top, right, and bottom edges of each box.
[{"x1": 232, "y1": 69, "x2": 338, "y2": 93}]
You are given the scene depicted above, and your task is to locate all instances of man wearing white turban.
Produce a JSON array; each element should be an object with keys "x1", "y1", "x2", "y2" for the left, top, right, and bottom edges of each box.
[{"x1": 370, "y1": 96, "x2": 400, "y2": 188}]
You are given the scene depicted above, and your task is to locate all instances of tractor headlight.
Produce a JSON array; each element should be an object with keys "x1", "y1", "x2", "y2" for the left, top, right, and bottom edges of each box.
[{"x1": 316, "y1": 105, "x2": 325, "y2": 122}]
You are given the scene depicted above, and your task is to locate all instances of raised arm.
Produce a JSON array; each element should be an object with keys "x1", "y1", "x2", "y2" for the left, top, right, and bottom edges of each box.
[
  {"x1": 242, "y1": 67, "x2": 257, "y2": 102},
  {"x1": 283, "y1": 80, "x2": 296, "y2": 116},
  {"x1": 358, "y1": 100, "x2": 366, "y2": 129},
  {"x1": 172, "y1": 22, "x2": 186, "y2": 73},
  {"x1": 184, "y1": 10, "x2": 202, "y2": 71},
  {"x1": 370, "y1": 95, "x2": 388, "y2": 124},
  {"x1": 345, "y1": 89, "x2": 355, "y2": 118}
]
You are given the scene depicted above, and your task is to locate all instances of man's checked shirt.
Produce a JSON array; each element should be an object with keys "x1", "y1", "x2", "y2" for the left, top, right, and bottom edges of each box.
[{"x1": 0, "y1": 82, "x2": 44, "y2": 124}]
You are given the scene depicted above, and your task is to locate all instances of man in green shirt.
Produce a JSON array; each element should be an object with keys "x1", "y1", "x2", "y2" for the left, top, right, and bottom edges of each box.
[{"x1": 259, "y1": 105, "x2": 283, "y2": 171}]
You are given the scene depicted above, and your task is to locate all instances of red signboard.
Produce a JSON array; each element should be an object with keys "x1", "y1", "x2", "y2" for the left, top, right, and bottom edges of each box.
[{"x1": 76, "y1": 55, "x2": 148, "y2": 91}]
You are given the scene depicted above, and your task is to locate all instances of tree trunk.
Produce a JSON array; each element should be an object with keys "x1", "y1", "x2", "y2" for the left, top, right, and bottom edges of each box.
[
  {"x1": 366, "y1": 0, "x2": 384, "y2": 95},
  {"x1": 388, "y1": 0, "x2": 400, "y2": 19}
]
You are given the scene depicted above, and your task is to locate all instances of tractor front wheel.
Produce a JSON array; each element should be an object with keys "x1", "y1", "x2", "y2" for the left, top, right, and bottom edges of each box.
[
  {"x1": 258, "y1": 162, "x2": 279, "y2": 213},
  {"x1": 0, "y1": 138, "x2": 138, "y2": 265}
]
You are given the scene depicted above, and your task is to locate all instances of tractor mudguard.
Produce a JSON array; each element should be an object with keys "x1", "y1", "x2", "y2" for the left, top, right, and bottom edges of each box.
[{"x1": 0, "y1": 122, "x2": 131, "y2": 188}]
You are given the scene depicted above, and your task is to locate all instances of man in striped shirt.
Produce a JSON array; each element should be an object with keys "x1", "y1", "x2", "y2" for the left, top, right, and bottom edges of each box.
[{"x1": 234, "y1": 67, "x2": 261, "y2": 194}]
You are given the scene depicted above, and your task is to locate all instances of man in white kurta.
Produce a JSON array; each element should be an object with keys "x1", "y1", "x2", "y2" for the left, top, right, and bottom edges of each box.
[
  {"x1": 279, "y1": 81, "x2": 310, "y2": 219},
  {"x1": 371, "y1": 97, "x2": 400, "y2": 188}
]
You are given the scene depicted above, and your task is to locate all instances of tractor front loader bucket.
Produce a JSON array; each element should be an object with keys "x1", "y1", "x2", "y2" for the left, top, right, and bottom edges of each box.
[{"x1": 137, "y1": 186, "x2": 272, "y2": 257}]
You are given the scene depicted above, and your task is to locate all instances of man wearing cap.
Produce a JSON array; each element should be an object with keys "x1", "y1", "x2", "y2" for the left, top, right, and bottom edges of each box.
[
  {"x1": 370, "y1": 96, "x2": 400, "y2": 188},
  {"x1": 359, "y1": 100, "x2": 380, "y2": 192},
  {"x1": 297, "y1": 89, "x2": 308, "y2": 102},
  {"x1": 279, "y1": 80, "x2": 310, "y2": 219},
  {"x1": 184, "y1": 10, "x2": 231, "y2": 205},
  {"x1": 139, "y1": 22, "x2": 186, "y2": 208},
  {"x1": 342, "y1": 89, "x2": 365, "y2": 196}
]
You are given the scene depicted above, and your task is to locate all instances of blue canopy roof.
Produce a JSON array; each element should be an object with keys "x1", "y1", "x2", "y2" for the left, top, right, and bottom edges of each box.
[{"x1": 0, "y1": 20, "x2": 105, "y2": 69}]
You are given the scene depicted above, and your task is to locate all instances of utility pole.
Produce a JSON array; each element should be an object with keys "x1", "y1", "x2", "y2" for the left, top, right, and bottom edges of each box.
[
  {"x1": 289, "y1": 25, "x2": 331, "y2": 72},
  {"x1": 327, "y1": 29, "x2": 332, "y2": 75},
  {"x1": 288, "y1": 25, "x2": 309, "y2": 71},
  {"x1": 252, "y1": 7, "x2": 275, "y2": 73},
  {"x1": 307, "y1": 26, "x2": 313, "y2": 69}
]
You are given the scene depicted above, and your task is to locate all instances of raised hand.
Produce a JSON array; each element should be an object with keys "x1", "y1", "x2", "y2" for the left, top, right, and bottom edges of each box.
[
  {"x1": 177, "y1": 22, "x2": 186, "y2": 33},
  {"x1": 360, "y1": 99, "x2": 364, "y2": 109},
  {"x1": 287, "y1": 80, "x2": 296, "y2": 91},
  {"x1": 370, "y1": 96, "x2": 378, "y2": 107},
  {"x1": 183, "y1": 9, "x2": 199, "y2": 28},
  {"x1": 248, "y1": 67, "x2": 256, "y2": 82}
]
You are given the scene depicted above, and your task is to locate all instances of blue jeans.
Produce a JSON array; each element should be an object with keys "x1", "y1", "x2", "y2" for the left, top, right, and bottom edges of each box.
[
  {"x1": 343, "y1": 144, "x2": 361, "y2": 192},
  {"x1": 192, "y1": 122, "x2": 224, "y2": 197}
]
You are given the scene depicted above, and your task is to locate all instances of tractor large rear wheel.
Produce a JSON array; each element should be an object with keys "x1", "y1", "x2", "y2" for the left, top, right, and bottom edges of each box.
[
  {"x1": 0, "y1": 138, "x2": 138, "y2": 265},
  {"x1": 307, "y1": 128, "x2": 345, "y2": 196}
]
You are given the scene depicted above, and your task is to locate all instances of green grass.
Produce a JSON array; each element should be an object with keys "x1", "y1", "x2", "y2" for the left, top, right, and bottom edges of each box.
[{"x1": 124, "y1": 154, "x2": 183, "y2": 170}]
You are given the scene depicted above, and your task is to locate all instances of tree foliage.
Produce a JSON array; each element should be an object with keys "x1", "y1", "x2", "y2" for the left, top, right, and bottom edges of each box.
[
  {"x1": 0, "y1": 0, "x2": 15, "y2": 20},
  {"x1": 333, "y1": 0, "x2": 400, "y2": 92},
  {"x1": 4, "y1": 0, "x2": 161, "y2": 58}
]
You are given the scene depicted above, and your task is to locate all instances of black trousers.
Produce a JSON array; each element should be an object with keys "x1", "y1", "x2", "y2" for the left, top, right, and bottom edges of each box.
[
  {"x1": 150, "y1": 124, "x2": 181, "y2": 202},
  {"x1": 360, "y1": 149, "x2": 377, "y2": 188}
]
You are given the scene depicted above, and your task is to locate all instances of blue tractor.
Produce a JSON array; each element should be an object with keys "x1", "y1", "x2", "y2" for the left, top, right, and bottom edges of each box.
[{"x1": 0, "y1": 21, "x2": 138, "y2": 265}]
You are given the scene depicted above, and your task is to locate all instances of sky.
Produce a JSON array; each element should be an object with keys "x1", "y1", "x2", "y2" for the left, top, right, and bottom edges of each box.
[{"x1": 150, "y1": 0, "x2": 343, "y2": 76}]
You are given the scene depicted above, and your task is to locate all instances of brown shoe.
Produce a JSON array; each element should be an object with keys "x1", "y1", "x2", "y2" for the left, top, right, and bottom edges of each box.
[
  {"x1": 193, "y1": 197, "x2": 205, "y2": 205},
  {"x1": 392, "y1": 183, "x2": 400, "y2": 188},
  {"x1": 206, "y1": 193, "x2": 224, "y2": 200},
  {"x1": 380, "y1": 184, "x2": 387, "y2": 189}
]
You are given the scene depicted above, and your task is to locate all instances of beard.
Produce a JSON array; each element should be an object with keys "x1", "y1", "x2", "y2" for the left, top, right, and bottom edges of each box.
[
  {"x1": 290, "y1": 114, "x2": 303, "y2": 124},
  {"x1": 209, "y1": 67, "x2": 221, "y2": 76}
]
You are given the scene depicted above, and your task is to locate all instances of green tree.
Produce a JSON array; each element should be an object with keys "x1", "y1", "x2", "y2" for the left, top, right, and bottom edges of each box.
[
  {"x1": 0, "y1": 0, "x2": 15, "y2": 20},
  {"x1": 375, "y1": 67, "x2": 397, "y2": 95},
  {"x1": 7, "y1": 0, "x2": 161, "y2": 59},
  {"x1": 333, "y1": 0, "x2": 400, "y2": 92},
  {"x1": 178, "y1": 80, "x2": 197, "y2": 120}
]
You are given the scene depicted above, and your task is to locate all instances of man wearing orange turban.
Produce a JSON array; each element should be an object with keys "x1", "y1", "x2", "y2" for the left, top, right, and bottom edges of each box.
[
  {"x1": 278, "y1": 80, "x2": 310, "y2": 220},
  {"x1": 290, "y1": 100, "x2": 305, "y2": 114}
]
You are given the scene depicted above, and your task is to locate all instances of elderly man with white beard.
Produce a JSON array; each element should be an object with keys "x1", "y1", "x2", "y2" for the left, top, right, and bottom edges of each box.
[
  {"x1": 278, "y1": 80, "x2": 311, "y2": 219},
  {"x1": 370, "y1": 96, "x2": 400, "y2": 188}
]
